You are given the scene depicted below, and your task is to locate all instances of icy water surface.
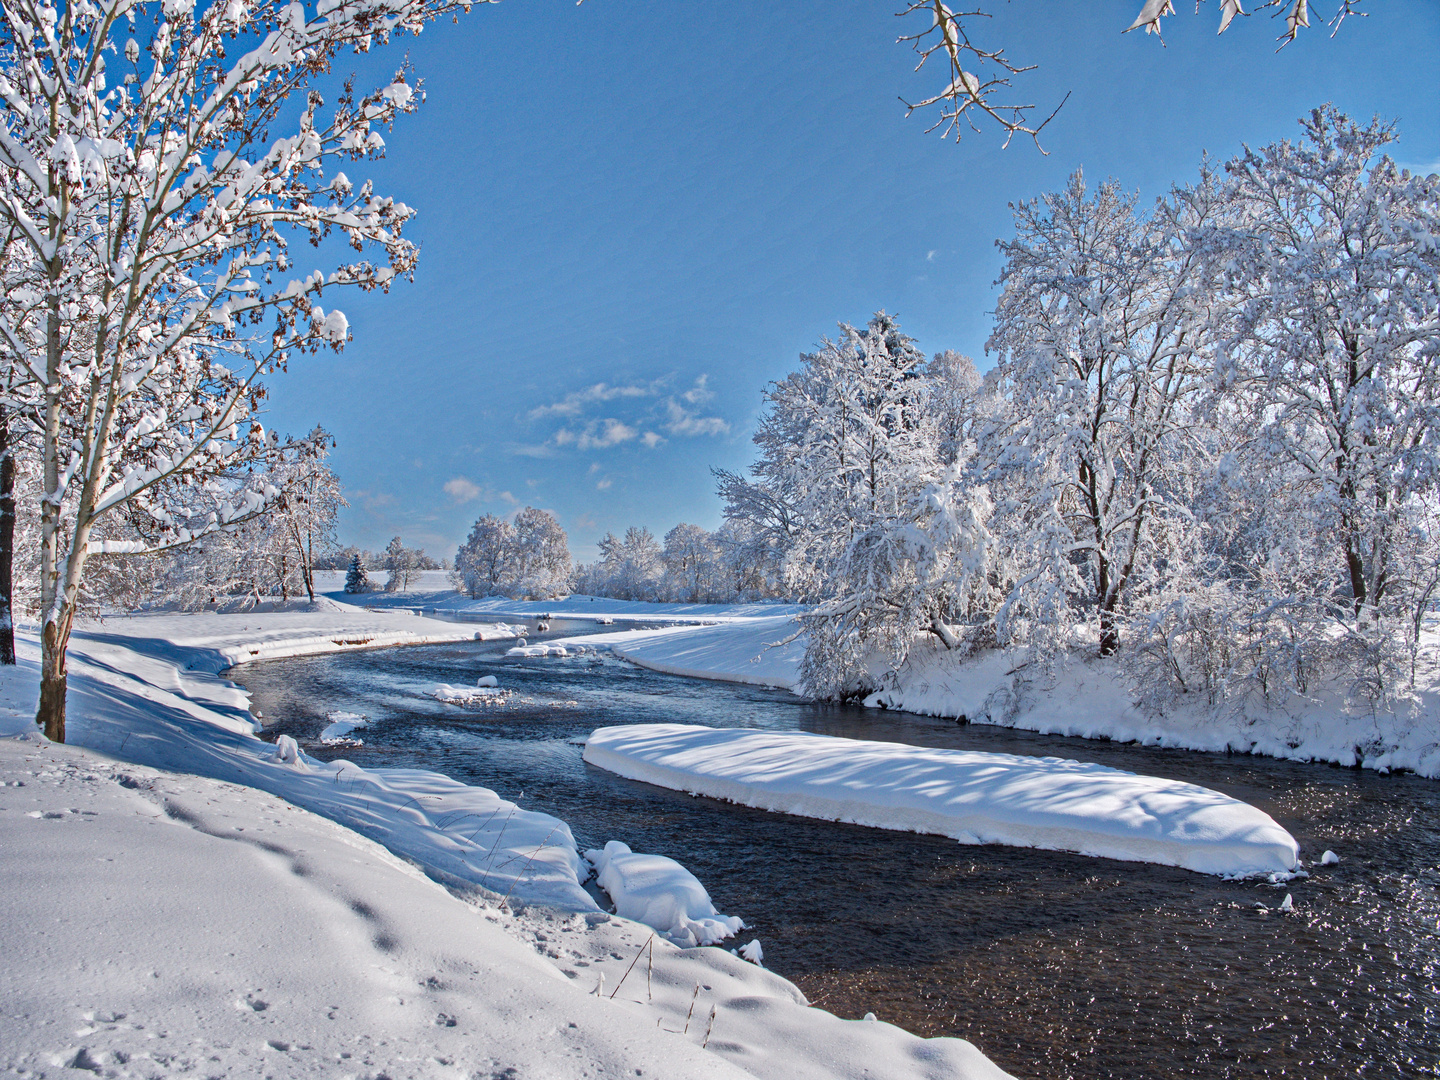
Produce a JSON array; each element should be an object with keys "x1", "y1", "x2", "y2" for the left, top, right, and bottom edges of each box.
[{"x1": 230, "y1": 631, "x2": 1440, "y2": 1080}]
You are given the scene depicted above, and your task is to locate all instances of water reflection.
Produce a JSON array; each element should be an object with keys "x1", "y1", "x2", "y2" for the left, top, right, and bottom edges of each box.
[{"x1": 230, "y1": 637, "x2": 1440, "y2": 1080}]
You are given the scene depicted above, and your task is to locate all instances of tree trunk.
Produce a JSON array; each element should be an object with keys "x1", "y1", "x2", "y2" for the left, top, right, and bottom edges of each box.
[
  {"x1": 38, "y1": 618, "x2": 66, "y2": 742},
  {"x1": 0, "y1": 409, "x2": 15, "y2": 666},
  {"x1": 1098, "y1": 606, "x2": 1119, "y2": 657}
]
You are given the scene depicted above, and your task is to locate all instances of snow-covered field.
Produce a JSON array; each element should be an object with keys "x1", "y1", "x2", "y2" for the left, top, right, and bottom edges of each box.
[
  {"x1": 584, "y1": 724, "x2": 1302, "y2": 877},
  {"x1": 313, "y1": 570, "x2": 806, "y2": 625},
  {"x1": 0, "y1": 603, "x2": 1014, "y2": 1080}
]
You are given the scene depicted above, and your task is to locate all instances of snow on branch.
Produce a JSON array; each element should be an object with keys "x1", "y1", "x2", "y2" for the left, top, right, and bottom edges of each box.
[
  {"x1": 899, "y1": 1, "x2": 1367, "y2": 150},
  {"x1": 895, "y1": 1, "x2": 1066, "y2": 151}
]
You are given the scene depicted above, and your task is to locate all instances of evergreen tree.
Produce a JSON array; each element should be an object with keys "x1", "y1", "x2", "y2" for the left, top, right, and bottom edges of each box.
[{"x1": 344, "y1": 554, "x2": 370, "y2": 595}]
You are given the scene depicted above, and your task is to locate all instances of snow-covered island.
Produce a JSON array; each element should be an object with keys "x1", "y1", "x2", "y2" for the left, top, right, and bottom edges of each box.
[{"x1": 583, "y1": 724, "x2": 1302, "y2": 878}]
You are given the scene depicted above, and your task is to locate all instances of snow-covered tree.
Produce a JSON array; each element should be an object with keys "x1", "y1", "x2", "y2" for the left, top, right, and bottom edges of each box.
[
  {"x1": 711, "y1": 517, "x2": 788, "y2": 600},
  {"x1": 270, "y1": 428, "x2": 345, "y2": 602},
  {"x1": 1213, "y1": 108, "x2": 1440, "y2": 628},
  {"x1": 384, "y1": 536, "x2": 422, "y2": 592},
  {"x1": 344, "y1": 552, "x2": 370, "y2": 594},
  {"x1": 925, "y1": 350, "x2": 985, "y2": 468},
  {"x1": 0, "y1": 0, "x2": 477, "y2": 740},
  {"x1": 798, "y1": 464, "x2": 995, "y2": 699},
  {"x1": 661, "y1": 523, "x2": 726, "y2": 603},
  {"x1": 984, "y1": 169, "x2": 1224, "y2": 656},
  {"x1": 505, "y1": 507, "x2": 571, "y2": 600},
  {"x1": 1119, "y1": 108, "x2": 1440, "y2": 705},
  {"x1": 587, "y1": 526, "x2": 662, "y2": 601},
  {"x1": 762, "y1": 312, "x2": 931, "y2": 602},
  {"x1": 720, "y1": 312, "x2": 995, "y2": 695},
  {"x1": 452, "y1": 514, "x2": 513, "y2": 599},
  {"x1": 712, "y1": 467, "x2": 797, "y2": 598}
]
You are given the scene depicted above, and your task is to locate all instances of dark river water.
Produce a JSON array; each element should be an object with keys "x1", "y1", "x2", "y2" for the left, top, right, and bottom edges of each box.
[{"x1": 229, "y1": 625, "x2": 1440, "y2": 1080}]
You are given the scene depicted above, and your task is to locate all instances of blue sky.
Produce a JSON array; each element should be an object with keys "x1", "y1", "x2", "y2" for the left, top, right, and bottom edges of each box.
[{"x1": 260, "y1": 0, "x2": 1440, "y2": 562}]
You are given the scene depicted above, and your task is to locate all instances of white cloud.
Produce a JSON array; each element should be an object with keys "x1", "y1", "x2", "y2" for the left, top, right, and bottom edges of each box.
[
  {"x1": 663, "y1": 400, "x2": 730, "y2": 438},
  {"x1": 528, "y1": 382, "x2": 655, "y2": 420},
  {"x1": 556, "y1": 419, "x2": 637, "y2": 451},
  {"x1": 681, "y1": 374, "x2": 713, "y2": 405},
  {"x1": 533, "y1": 373, "x2": 729, "y2": 451},
  {"x1": 926, "y1": 249, "x2": 937, "y2": 262},
  {"x1": 443, "y1": 477, "x2": 482, "y2": 503},
  {"x1": 596, "y1": 478, "x2": 612, "y2": 490}
]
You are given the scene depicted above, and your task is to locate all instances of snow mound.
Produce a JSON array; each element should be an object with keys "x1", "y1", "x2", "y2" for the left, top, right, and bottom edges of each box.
[
  {"x1": 270, "y1": 734, "x2": 305, "y2": 766},
  {"x1": 585, "y1": 725, "x2": 1301, "y2": 878},
  {"x1": 476, "y1": 675, "x2": 499, "y2": 688},
  {"x1": 507, "y1": 643, "x2": 572, "y2": 658},
  {"x1": 320, "y1": 710, "x2": 367, "y2": 745},
  {"x1": 585, "y1": 840, "x2": 743, "y2": 947},
  {"x1": 434, "y1": 683, "x2": 509, "y2": 706}
]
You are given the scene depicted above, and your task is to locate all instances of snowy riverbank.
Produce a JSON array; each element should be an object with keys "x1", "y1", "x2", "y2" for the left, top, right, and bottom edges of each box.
[
  {"x1": 0, "y1": 604, "x2": 1013, "y2": 1080},
  {"x1": 865, "y1": 638, "x2": 1440, "y2": 779},
  {"x1": 524, "y1": 602, "x2": 1440, "y2": 779},
  {"x1": 536, "y1": 616, "x2": 804, "y2": 688}
]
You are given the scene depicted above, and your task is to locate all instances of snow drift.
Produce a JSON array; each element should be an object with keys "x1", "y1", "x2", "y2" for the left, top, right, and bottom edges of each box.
[
  {"x1": 584, "y1": 724, "x2": 1300, "y2": 877},
  {"x1": 586, "y1": 840, "x2": 743, "y2": 947}
]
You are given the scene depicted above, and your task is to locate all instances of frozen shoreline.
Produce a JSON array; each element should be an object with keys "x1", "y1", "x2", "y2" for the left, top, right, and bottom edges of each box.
[{"x1": 0, "y1": 602, "x2": 1013, "y2": 1080}]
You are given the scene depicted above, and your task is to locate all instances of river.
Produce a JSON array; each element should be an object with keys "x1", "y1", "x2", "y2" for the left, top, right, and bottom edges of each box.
[{"x1": 229, "y1": 627, "x2": 1440, "y2": 1080}]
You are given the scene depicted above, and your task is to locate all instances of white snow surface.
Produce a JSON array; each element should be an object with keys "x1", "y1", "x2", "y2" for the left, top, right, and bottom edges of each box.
[
  {"x1": 0, "y1": 607, "x2": 1015, "y2": 1080},
  {"x1": 584, "y1": 724, "x2": 1301, "y2": 877},
  {"x1": 311, "y1": 572, "x2": 806, "y2": 625},
  {"x1": 507, "y1": 641, "x2": 581, "y2": 658},
  {"x1": 433, "y1": 683, "x2": 508, "y2": 705},
  {"x1": 586, "y1": 840, "x2": 744, "y2": 947},
  {"x1": 0, "y1": 607, "x2": 590, "y2": 907},
  {"x1": 0, "y1": 736, "x2": 1013, "y2": 1080}
]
